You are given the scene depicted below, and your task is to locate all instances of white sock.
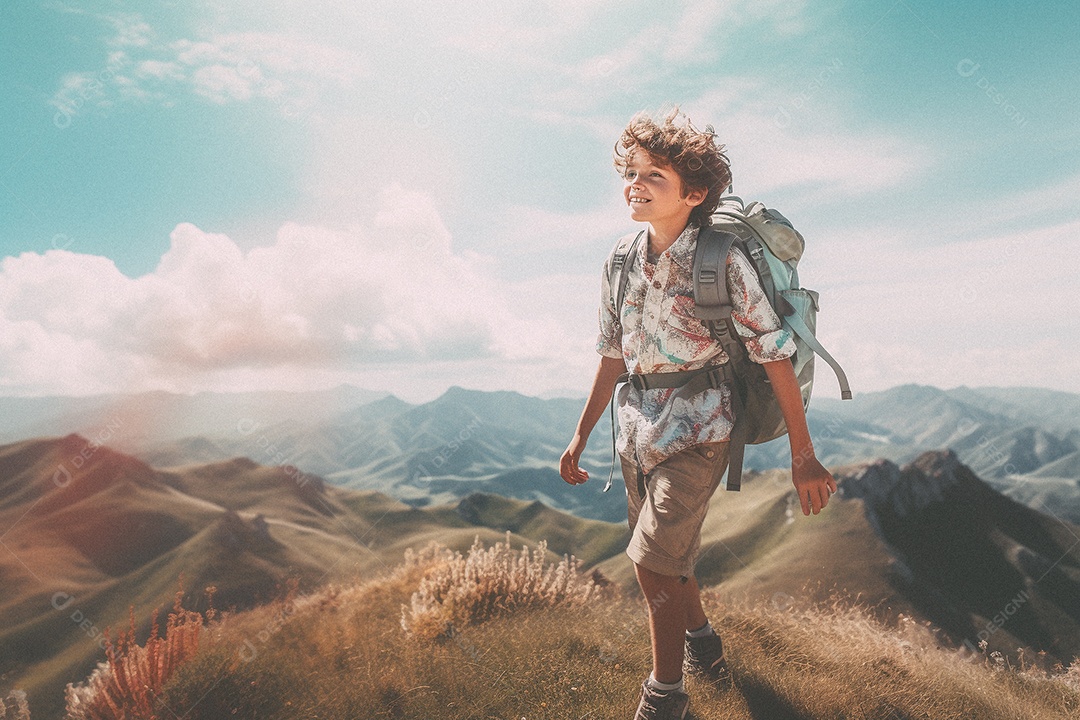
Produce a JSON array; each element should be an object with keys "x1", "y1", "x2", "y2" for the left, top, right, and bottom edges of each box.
[
  {"x1": 647, "y1": 673, "x2": 684, "y2": 693},
  {"x1": 686, "y1": 621, "x2": 713, "y2": 639}
]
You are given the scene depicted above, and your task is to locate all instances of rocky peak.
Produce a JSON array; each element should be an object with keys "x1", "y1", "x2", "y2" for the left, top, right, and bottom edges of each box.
[
  {"x1": 211, "y1": 510, "x2": 280, "y2": 553},
  {"x1": 455, "y1": 493, "x2": 484, "y2": 525},
  {"x1": 839, "y1": 450, "x2": 967, "y2": 518}
]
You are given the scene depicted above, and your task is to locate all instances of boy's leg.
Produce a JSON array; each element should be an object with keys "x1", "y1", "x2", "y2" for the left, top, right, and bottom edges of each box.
[
  {"x1": 683, "y1": 575, "x2": 708, "y2": 632},
  {"x1": 622, "y1": 443, "x2": 729, "y2": 684},
  {"x1": 635, "y1": 568, "x2": 713, "y2": 684},
  {"x1": 635, "y1": 563, "x2": 692, "y2": 683}
]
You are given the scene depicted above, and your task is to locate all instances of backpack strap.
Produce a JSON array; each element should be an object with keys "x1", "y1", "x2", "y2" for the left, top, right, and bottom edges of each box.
[
  {"x1": 611, "y1": 230, "x2": 645, "y2": 325},
  {"x1": 692, "y1": 228, "x2": 746, "y2": 360},
  {"x1": 693, "y1": 228, "x2": 752, "y2": 491},
  {"x1": 604, "y1": 381, "x2": 623, "y2": 493},
  {"x1": 743, "y1": 238, "x2": 782, "y2": 314},
  {"x1": 782, "y1": 308, "x2": 853, "y2": 400},
  {"x1": 726, "y1": 393, "x2": 749, "y2": 492},
  {"x1": 602, "y1": 230, "x2": 645, "y2": 494}
]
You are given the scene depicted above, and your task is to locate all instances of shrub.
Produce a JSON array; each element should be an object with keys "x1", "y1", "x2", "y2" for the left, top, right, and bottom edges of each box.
[
  {"x1": 64, "y1": 593, "x2": 205, "y2": 720},
  {"x1": 400, "y1": 533, "x2": 603, "y2": 641}
]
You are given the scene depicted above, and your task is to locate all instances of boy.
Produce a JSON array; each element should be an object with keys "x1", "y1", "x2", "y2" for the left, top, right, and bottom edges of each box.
[{"x1": 559, "y1": 108, "x2": 837, "y2": 719}]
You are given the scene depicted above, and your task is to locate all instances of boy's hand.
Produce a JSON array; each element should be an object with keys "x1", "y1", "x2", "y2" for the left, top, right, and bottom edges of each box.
[
  {"x1": 791, "y1": 456, "x2": 837, "y2": 516},
  {"x1": 560, "y1": 435, "x2": 590, "y2": 485}
]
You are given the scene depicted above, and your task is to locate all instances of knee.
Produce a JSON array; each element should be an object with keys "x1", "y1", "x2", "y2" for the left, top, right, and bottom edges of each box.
[{"x1": 635, "y1": 564, "x2": 682, "y2": 612}]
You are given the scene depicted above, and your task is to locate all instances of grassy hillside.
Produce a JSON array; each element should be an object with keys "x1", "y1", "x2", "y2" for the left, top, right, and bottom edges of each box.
[
  {"x1": 59, "y1": 535, "x2": 1080, "y2": 720},
  {"x1": 6, "y1": 436, "x2": 1080, "y2": 718},
  {"x1": 0, "y1": 436, "x2": 628, "y2": 719}
]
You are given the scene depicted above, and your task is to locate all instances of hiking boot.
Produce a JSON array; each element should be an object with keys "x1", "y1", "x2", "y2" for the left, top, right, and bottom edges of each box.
[
  {"x1": 634, "y1": 680, "x2": 689, "y2": 720},
  {"x1": 684, "y1": 631, "x2": 730, "y2": 682}
]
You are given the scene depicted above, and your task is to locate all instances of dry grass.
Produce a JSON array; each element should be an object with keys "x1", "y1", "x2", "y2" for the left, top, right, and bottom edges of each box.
[
  {"x1": 0, "y1": 691, "x2": 31, "y2": 720},
  {"x1": 400, "y1": 532, "x2": 605, "y2": 641},
  {"x1": 62, "y1": 592, "x2": 208, "y2": 720},
  {"x1": 706, "y1": 593, "x2": 1080, "y2": 719},
  {"x1": 43, "y1": 536, "x2": 1080, "y2": 719}
]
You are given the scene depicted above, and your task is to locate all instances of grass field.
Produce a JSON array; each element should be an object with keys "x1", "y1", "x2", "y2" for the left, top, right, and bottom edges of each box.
[{"x1": 52, "y1": 535, "x2": 1080, "y2": 720}]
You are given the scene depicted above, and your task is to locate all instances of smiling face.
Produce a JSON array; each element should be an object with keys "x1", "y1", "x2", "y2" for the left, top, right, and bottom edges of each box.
[{"x1": 622, "y1": 151, "x2": 705, "y2": 228}]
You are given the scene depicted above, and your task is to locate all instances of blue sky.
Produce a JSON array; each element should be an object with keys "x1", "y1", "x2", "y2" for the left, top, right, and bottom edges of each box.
[{"x1": 0, "y1": 0, "x2": 1077, "y2": 401}]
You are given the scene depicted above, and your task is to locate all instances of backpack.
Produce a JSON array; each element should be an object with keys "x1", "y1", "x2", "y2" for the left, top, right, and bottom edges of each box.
[{"x1": 606, "y1": 195, "x2": 852, "y2": 492}]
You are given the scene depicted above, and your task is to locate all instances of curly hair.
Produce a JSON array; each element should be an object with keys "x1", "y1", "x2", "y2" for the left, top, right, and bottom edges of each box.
[{"x1": 613, "y1": 107, "x2": 732, "y2": 227}]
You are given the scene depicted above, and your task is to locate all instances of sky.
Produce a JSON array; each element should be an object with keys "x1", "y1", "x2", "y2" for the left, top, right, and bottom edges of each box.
[{"x1": 0, "y1": 0, "x2": 1078, "y2": 403}]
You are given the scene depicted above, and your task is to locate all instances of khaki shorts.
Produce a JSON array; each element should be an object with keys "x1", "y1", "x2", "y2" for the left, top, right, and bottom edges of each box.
[{"x1": 621, "y1": 442, "x2": 729, "y2": 578}]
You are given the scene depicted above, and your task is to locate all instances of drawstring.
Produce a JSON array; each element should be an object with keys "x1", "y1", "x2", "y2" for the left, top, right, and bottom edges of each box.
[
  {"x1": 603, "y1": 373, "x2": 629, "y2": 493},
  {"x1": 603, "y1": 376, "x2": 645, "y2": 499}
]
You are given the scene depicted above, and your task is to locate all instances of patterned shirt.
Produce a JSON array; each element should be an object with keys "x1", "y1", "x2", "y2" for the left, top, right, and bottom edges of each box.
[{"x1": 596, "y1": 222, "x2": 796, "y2": 474}]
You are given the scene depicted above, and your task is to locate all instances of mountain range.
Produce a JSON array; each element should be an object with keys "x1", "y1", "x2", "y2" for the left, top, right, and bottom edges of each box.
[
  {"x1": 1, "y1": 383, "x2": 1076, "y2": 523},
  {"x1": 1, "y1": 431, "x2": 1078, "y2": 718}
]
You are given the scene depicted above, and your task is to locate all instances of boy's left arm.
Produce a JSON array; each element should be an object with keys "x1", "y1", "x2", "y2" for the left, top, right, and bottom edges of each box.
[{"x1": 762, "y1": 357, "x2": 837, "y2": 516}]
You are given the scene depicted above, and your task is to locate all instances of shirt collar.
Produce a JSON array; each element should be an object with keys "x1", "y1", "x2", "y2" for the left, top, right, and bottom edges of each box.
[
  {"x1": 639, "y1": 223, "x2": 699, "y2": 272},
  {"x1": 630, "y1": 222, "x2": 699, "y2": 273},
  {"x1": 665, "y1": 222, "x2": 699, "y2": 273}
]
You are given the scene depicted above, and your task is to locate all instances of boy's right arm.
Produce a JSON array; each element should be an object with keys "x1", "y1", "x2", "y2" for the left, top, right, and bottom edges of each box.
[{"x1": 560, "y1": 354, "x2": 626, "y2": 485}]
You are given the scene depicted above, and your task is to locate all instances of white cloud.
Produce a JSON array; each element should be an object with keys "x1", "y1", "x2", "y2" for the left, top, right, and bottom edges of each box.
[
  {"x1": 436, "y1": 0, "x2": 611, "y2": 56},
  {"x1": 686, "y1": 83, "x2": 927, "y2": 203},
  {"x1": 49, "y1": 10, "x2": 365, "y2": 121},
  {"x1": 103, "y1": 12, "x2": 156, "y2": 48},
  {"x1": 529, "y1": 0, "x2": 811, "y2": 114},
  {"x1": 163, "y1": 32, "x2": 361, "y2": 117},
  {"x1": 135, "y1": 59, "x2": 186, "y2": 81},
  {"x1": 0, "y1": 186, "x2": 580, "y2": 397},
  {"x1": 189, "y1": 64, "x2": 258, "y2": 103},
  {"x1": 169, "y1": 32, "x2": 362, "y2": 85},
  {"x1": 491, "y1": 200, "x2": 629, "y2": 253},
  {"x1": 153, "y1": 32, "x2": 362, "y2": 117},
  {"x1": 954, "y1": 171, "x2": 1080, "y2": 231},
  {"x1": 663, "y1": 0, "x2": 808, "y2": 63}
]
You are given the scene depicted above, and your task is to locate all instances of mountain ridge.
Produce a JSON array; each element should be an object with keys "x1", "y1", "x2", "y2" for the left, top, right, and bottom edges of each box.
[
  {"x1": 3, "y1": 434, "x2": 1080, "y2": 717},
  {"x1": 3, "y1": 383, "x2": 1078, "y2": 524}
]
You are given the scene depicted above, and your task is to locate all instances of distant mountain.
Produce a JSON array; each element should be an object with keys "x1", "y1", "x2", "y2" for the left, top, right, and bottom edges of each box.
[
  {"x1": 946, "y1": 386, "x2": 1080, "y2": 437},
  {"x1": 0, "y1": 386, "x2": 386, "y2": 448},
  {"x1": 136, "y1": 386, "x2": 630, "y2": 522},
  {"x1": 2, "y1": 384, "x2": 1077, "y2": 523},
  {"x1": 213, "y1": 384, "x2": 1080, "y2": 521},
  {"x1": 814, "y1": 385, "x2": 1079, "y2": 476},
  {"x1": 814, "y1": 385, "x2": 1080, "y2": 523},
  {"x1": 1029, "y1": 450, "x2": 1080, "y2": 480}
]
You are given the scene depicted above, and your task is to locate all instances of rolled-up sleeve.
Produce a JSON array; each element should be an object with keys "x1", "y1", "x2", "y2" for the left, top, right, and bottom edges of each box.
[
  {"x1": 726, "y1": 247, "x2": 796, "y2": 364},
  {"x1": 596, "y1": 256, "x2": 624, "y2": 359}
]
